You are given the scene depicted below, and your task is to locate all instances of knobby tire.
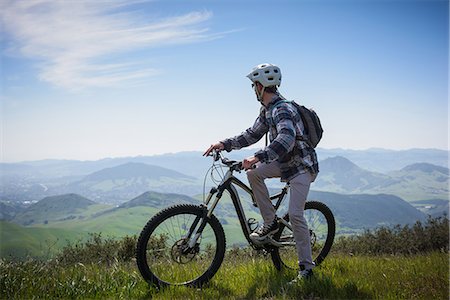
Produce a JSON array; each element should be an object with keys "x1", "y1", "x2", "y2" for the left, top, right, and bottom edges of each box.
[{"x1": 135, "y1": 204, "x2": 226, "y2": 287}]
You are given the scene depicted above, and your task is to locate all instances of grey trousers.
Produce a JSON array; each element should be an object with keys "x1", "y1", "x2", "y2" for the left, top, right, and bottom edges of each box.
[{"x1": 246, "y1": 161, "x2": 315, "y2": 270}]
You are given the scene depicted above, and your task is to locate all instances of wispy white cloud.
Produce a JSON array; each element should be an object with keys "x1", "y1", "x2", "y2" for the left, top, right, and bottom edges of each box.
[{"x1": 0, "y1": 0, "x2": 219, "y2": 90}]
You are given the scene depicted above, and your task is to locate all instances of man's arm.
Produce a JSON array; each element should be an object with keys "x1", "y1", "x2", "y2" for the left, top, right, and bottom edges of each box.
[{"x1": 221, "y1": 108, "x2": 268, "y2": 152}]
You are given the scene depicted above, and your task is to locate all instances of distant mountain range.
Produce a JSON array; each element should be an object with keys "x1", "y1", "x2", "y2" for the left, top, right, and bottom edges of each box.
[
  {"x1": 2, "y1": 147, "x2": 448, "y2": 177},
  {"x1": 1, "y1": 161, "x2": 202, "y2": 204},
  {"x1": 66, "y1": 162, "x2": 200, "y2": 203},
  {"x1": 1, "y1": 148, "x2": 448, "y2": 213},
  {"x1": 314, "y1": 156, "x2": 449, "y2": 201},
  {"x1": 82, "y1": 162, "x2": 194, "y2": 181}
]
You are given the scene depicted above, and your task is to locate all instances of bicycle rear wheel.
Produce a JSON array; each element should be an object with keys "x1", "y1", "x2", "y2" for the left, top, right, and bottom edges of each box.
[
  {"x1": 271, "y1": 201, "x2": 335, "y2": 270},
  {"x1": 136, "y1": 204, "x2": 226, "y2": 287}
]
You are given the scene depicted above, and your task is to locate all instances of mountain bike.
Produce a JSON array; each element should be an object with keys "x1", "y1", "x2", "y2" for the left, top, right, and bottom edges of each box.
[{"x1": 136, "y1": 150, "x2": 335, "y2": 287}]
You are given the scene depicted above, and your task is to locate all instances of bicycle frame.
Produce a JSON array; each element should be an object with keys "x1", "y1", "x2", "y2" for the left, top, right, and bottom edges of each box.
[{"x1": 199, "y1": 153, "x2": 293, "y2": 248}]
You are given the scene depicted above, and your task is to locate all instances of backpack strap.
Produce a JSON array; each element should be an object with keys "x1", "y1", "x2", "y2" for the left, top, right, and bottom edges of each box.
[
  {"x1": 270, "y1": 99, "x2": 292, "y2": 110},
  {"x1": 270, "y1": 99, "x2": 308, "y2": 141}
]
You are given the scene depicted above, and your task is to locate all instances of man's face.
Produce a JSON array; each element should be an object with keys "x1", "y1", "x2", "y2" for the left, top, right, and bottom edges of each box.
[{"x1": 252, "y1": 82, "x2": 264, "y2": 101}]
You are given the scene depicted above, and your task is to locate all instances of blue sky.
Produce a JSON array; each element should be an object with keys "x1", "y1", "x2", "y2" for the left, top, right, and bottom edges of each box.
[{"x1": 1, "y1": 0, "x2": 448, "y2": 162}]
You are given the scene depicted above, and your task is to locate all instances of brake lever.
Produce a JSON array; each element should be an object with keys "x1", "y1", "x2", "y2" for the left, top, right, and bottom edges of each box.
[
  {"x1": 211, "y1": 150, "x2": 221, "y2": 162},
  {"x1": 232, "y1": 161, "x2": 243, "y2": 172}
]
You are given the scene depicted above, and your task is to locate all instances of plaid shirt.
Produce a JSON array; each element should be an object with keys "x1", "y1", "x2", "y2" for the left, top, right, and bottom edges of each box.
[{"x1": 221, "y1": 96, "x2": 319, "y2": 182}]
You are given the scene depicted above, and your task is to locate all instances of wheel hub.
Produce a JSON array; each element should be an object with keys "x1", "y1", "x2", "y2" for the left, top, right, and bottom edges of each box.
[{"x1": 170, "y1": 239, "x2": 200, "y2": 264}]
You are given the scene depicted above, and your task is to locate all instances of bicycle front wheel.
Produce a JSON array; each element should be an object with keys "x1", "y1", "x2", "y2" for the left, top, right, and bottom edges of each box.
[
  {"x1": 271, "y1": 201, "x2": 335, "y2": 270},
  {"x1": 136, "y1": 204, "x2": 226, "y2": 287}
]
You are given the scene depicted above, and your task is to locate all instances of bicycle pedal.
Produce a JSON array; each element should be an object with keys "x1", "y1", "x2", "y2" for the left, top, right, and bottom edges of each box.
[
  {"x1": 250, "y1": 237, "x2": 268, "y2": 246},
  {"x1": 250, "y1": 235, "x2": 274, "y2": 245},
  {"x1": 265, "y1": 236, "x2": 283, "y2": 248}
]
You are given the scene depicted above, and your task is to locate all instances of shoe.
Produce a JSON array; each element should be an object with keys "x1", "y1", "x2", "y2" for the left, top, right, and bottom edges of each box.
[
  {"x1": 288, "y1": 269, "x2": 314, "y2": 285},
  {"x1": 249, "y1": 219, "x2": 279, "y2": 241}
]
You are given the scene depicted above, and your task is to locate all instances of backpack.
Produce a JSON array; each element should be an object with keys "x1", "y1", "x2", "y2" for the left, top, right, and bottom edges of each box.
[{"x1": 271, "y1": 100, "x2": 323, "y2": 148}]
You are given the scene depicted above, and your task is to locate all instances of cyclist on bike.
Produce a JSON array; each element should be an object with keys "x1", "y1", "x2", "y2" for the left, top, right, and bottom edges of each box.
[{"x1": 204, "y1": 63, "x2": 319, "y2": 282}]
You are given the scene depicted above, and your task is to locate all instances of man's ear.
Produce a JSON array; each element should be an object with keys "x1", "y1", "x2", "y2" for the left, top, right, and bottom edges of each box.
[{"x1": 255, "y1": 82, "x2": 264, "y2": 91}]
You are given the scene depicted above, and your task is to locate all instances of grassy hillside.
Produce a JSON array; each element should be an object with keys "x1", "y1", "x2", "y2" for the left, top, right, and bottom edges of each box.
[
  {"x1": 1, "y1": 252, "x2": 447, "y2": 299},
  {"x1": 309, "y1": 191, "x2": 426, "y2": 231},
  {"x1": 0, "y1": 221, "x2": 82, "y2": 258}
]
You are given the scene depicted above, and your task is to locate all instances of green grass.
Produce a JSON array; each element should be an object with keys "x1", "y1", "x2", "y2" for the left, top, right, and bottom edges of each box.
[
  {"x1": 1, "y1": 252, "x2": 448, "y2": 299},
  {"x1": 0, "y1": 221, "x2": 84, "y2": 258}
]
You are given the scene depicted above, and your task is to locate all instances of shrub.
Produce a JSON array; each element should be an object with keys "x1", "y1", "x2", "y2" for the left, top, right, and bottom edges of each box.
[
  {"x1": 332, "y1": 216, "x2": 449, "y2": 255},
  {"x1": 55, "y1": 233, "x2": 137, "y2": 266}
]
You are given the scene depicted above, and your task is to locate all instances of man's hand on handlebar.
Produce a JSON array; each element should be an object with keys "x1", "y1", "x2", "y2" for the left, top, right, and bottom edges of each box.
[
  {"x1": 203, "y1": 142, "x2": 225, "y2": 157},
  {"x1": 204, "y1": 143, "x2": 258, "y2": 170},
  {"x1": 242, "y1": 156, "x2": 259, "y2": 170}
]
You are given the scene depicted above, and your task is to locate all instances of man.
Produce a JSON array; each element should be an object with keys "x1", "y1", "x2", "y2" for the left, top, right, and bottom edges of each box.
[{"x1": 203, "y1": 63, "x2": 319, "y2": 282}]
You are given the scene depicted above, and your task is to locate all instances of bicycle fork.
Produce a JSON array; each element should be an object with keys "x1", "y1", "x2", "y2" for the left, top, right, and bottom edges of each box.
[{"x1": 185, "y1": 186, "x2": 223, "y2": 248}]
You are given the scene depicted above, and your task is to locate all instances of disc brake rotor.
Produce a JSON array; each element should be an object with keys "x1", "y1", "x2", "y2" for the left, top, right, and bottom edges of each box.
[{"x1": 170, "y1": 239, "x2": 200, "y2": 264}]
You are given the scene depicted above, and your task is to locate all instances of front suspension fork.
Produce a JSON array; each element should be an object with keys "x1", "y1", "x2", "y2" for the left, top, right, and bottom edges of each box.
[{"x1": 186, "y1": 186, "x2": 223, "y2": 248}]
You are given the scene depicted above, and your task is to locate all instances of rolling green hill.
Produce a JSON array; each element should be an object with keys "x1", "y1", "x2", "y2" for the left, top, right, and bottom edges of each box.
[
  {"x1": 68, "y1": 162, "x2": 202, "y2": 203},
  {"x1": 13, "y1": 193, "x2": 111, "y2": 226},
  {"x1": 308, "y1": 191, "x2": 426, "y2": 233}
]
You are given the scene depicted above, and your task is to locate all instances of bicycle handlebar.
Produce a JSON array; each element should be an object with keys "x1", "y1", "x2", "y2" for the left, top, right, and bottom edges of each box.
[{"x1": 210, "y1": 150, "x2": 243, "y2": 171}]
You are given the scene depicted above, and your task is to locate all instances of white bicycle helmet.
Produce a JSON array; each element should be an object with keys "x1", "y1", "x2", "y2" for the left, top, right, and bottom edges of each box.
[{"x1": 246, "y1": 63, "x2": 281, "y2": 87}]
